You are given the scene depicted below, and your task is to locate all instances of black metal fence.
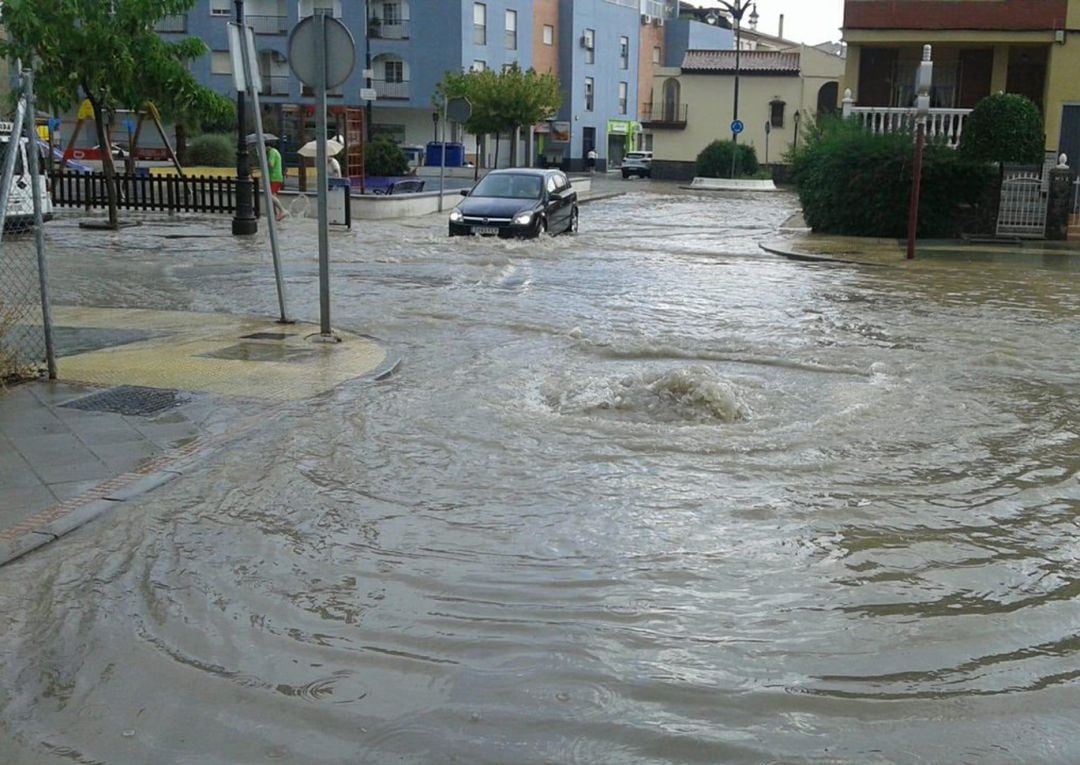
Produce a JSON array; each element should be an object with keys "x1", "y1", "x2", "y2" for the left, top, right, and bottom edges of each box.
[{"x1": 50, "y1": 171, "x2": 261, "y2": 217}]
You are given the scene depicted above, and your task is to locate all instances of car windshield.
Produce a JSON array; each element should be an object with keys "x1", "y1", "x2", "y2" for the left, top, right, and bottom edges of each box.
[
  {"x1": 472, "y1": 174, "x2": 543, "y2": 200},
  {"x1": 0, "y1": 139, "x2": 25, "y2": 175}
]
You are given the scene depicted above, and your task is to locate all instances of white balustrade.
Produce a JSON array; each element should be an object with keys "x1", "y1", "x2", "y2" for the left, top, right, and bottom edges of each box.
[{"x1": 842, "y1": 91, "x2": 972, "y2": 149}]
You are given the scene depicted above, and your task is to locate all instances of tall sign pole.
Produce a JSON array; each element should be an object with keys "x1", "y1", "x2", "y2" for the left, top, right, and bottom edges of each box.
[
  {"x1": 906, "y1": 44, "x2": 933, "y2": 261},
  {"x1": 289, "y1": 13, "x2": 356, "y2": 341},
  {"x1": 314, "y1": 12, "x2": 333, "y2": 337},
  {"x1": 230, "y1": 20, "x2": 289, "y2": 323}
]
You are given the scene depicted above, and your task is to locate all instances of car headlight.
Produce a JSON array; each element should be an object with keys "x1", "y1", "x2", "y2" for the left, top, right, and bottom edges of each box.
[
  {"x1": 449, "y1": 209, "x2": 463, "y2": 223},
  {"x1": 513, "y1": 211, "x2": 533, "y2": 226}
]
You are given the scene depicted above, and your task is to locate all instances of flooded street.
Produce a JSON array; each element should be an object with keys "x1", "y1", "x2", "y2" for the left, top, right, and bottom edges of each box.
[{"x1": 2, "y1": 185, "x2": 1080, "y2": 763}]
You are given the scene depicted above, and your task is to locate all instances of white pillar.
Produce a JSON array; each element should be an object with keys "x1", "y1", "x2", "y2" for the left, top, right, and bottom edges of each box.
[{"x1": 842, "y1": 88, "x2": 854, "y2": 118}]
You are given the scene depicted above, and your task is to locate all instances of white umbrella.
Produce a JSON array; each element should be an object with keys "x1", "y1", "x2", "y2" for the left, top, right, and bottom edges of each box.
[
  {"x1": 246, "y1": 132, "x2": 278, "y2": 143},
  {"x1": 298, "y1": 137, "x2": 345, "y2": 157}
]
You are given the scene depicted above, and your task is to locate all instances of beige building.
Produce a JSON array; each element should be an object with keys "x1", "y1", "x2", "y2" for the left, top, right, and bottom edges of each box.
[
  {"x1": 647, "y1": 46, "x2": 845, "y2": 179},
  {"x1": 840, "y1": 0, "x2": 1080, "y2": 159}
]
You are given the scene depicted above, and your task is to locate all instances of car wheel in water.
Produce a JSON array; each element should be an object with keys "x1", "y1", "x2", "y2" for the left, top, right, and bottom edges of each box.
[
  {"x1": 622, "y1": 170, "x2": 629, "y2": 179},
  {"x1": 535, "y1": 217, "x2": 548, "y2": 238},
  {"x1": 568, "y1": 207, "x2": 579, "y2": 234}
]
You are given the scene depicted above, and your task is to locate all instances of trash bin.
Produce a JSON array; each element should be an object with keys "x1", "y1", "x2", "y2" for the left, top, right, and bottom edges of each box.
[
  {"x1": 425, "y1": 142, "x2": 465, "y2": 167},
  {"x1": 326, "y1": 179, "x2": 350, "y2": 226}
]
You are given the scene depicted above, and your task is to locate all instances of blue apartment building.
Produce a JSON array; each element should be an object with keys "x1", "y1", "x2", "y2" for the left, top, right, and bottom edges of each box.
[{"x1": 154, "y1": 0, "x2": 729, "y2": 172}]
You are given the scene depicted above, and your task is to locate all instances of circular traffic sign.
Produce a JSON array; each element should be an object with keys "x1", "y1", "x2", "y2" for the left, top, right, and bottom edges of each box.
[
  {"x1": 446, "y1": 97, "x2": 473, "y2": 124},
  {"x1": 288, "y1": 15, "x2": 356, "y2": 90},
  {"x1": 731, "y1": 119, "x2": 744, "y2": 135}
]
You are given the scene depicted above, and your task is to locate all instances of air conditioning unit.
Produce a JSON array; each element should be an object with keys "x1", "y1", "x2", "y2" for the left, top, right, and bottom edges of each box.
[
  {"x1": 655, "y1": 17, "x2": 664, "y2": 26},
  {"x1": 641, "y1": 14, "x2": 652, "y2": 25},
  {"x1": 580, "y1": 35, "x2": 593, "y2": 49}
]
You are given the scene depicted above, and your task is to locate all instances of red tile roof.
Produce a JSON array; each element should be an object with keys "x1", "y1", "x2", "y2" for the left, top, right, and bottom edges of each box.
[{"x1": 681, "y1": 50, "x2": 801, "y2": 75}]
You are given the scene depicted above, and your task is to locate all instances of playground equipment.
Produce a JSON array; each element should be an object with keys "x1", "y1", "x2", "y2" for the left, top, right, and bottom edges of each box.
[{"x1": 61, "y1": 101, "x2": 184, "y2": 176}]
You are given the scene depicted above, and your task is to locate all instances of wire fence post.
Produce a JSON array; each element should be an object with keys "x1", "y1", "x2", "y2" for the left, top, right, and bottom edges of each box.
[{"x1": 0, "y1": 65, "x2": 52, "y2": 381}]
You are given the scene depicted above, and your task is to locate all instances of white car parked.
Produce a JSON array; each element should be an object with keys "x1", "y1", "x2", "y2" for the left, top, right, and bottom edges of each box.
[
  {"x1": 0, "y1": 121, "x2": 53, "y2": 230},
  {"x1": 621, "y1": 151, "x2": 653, "y2": 179}
]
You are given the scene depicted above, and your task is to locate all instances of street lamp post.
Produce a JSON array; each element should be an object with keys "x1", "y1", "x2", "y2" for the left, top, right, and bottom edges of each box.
[
  {"x1": 906, "y1": 45, "x2": 933, "y2": 260},
  {"x1": 232, "y1": 0, "x2": 258, "y2": 235},
  {"x1": 716, "y1": 1, "x2": 758, "y2": 178}
]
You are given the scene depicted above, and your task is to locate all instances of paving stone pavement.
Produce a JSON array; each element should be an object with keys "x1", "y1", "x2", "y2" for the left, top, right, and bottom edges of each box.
[{"x1": 0, "y1": 308, "x2": 393, "y2": 566}]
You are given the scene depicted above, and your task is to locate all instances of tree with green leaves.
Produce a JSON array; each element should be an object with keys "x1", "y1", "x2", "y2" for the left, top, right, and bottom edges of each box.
[
  {"x1": 958, "y1": 93, "x2": 1045, "y2": 165},
  {"x1": 435, "y1": 64, "x2": 562, "y2": 168},
  {"x1": 0, "y1": 0, "x2": 235, "y2": 228}
]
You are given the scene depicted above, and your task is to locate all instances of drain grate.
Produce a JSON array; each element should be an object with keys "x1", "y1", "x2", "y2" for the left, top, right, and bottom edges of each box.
[
  {"x1": 240, "y1": 332, "x2": 294, "y2": 341},
  {"x1": 62, "y1": 385, "x2": 186, "y2": 417}
]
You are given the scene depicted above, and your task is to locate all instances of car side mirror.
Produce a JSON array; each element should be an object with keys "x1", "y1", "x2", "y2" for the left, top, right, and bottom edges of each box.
[
  {"x1": 460, "y1": 189, "x2": 469, "y2": 197},
  {"x1": 549, "y1": 190, "x2": 562, "y2": 201}
]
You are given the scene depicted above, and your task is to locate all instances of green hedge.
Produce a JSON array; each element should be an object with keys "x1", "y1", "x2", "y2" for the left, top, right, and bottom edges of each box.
[
  {"x1": 790, "y1": 118, "x2": 996, "y2": 238},
  {"x1": 959, "y1": 93, "x2": 1044, "y2": 165},
  {"x1": 364, "y1": 135, "x2": 408, "y2": 177},
  {"x1": 187, "y1": 133, "x2": 235, "y2": 166},
  {"x1": 696, "y1": 140, "x2": 759, "y2": 178}
]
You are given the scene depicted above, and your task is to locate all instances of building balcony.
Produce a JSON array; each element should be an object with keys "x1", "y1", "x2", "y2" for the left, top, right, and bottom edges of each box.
[
  {"x1": 248, "y1": 14, "x2": 288, "y2": 35},
  {"x1": 842, "y1": 91, "x2": 971, "y2": 149},
  {"x1": 373, "y1": 79, "x2": 410, "y2": 100},
  {"x1": 640, "y1": 102, "x2": 688, "y2": 129},
  {"x1": 369, "y1": 19, "x2": 410, "y2": 39},
  {"x1": 261, "y1": 75, "x2": 291, "y2": 97},
  {"x1": 154, "y1": 14, "x2": 187, "y2": 33}
]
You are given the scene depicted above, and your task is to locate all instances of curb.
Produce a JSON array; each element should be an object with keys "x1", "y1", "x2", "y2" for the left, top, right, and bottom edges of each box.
[
  {"x1": 759, "y1": 242, "x2": 890, "y2": 267},
  {"x1": 579, "y1": 192, "x2": 626, "y2": 205}
]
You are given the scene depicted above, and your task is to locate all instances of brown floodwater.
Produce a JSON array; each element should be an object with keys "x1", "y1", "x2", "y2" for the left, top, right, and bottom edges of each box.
[{"x1": 2, "y1": 187, "x2": 1079, "y2": 763}]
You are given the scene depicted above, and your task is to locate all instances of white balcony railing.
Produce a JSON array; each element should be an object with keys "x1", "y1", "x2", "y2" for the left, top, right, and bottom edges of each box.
[
  {"x1": 842, "y1": 89, "x2": 972, "y2": 149},
  {"x1": 373, "y1": 79, "x2": 410, "y2": 99}
]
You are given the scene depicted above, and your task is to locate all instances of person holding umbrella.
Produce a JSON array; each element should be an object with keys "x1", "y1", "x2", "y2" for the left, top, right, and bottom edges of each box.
[{"x1": 298, "y1": 135, "x2": 346, "y2": 184}]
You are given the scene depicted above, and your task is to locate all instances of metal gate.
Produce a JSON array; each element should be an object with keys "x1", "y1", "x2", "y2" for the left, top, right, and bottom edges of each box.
[{"x1": 997, "y1": 164, "x2": 1048, "y2": 239}]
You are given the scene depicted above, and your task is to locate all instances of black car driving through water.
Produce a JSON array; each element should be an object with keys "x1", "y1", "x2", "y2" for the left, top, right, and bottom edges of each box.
[{"x1": 449, "y1": 168, "x2": 578, "y2": 238}]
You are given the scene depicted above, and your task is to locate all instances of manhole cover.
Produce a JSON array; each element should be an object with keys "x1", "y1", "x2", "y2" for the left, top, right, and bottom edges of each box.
[
  {"x1": 62, "y1": 386, "x2": 186, "y2": 417},
  {"x1": 200, "y1": 343, "x2": 317, "y2": 363},
  {"x1": 240, "y1": 332, "x2": 294, "y2": 341}
]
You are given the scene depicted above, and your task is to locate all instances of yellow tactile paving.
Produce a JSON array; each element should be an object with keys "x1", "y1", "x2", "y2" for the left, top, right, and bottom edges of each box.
[{"x1": 51, "y1": 307, "x2": 388, "y2": 401}]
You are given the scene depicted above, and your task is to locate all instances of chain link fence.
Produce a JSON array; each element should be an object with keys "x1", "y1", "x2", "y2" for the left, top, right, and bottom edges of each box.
[
  {"x1": 1, "y1": 67, "x2": 54, "y2": 383},
  {"x1": 0, "y1": 215, "x2": 46, "y2": 381}
]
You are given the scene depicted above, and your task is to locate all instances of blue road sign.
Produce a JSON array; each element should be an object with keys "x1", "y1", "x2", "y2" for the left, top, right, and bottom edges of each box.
[
  {"x1": 731, "y1": 119, "x2": 744, "y2": 135},
  {"x1": 47, "y1": 117, "x2": 62, "y2": 131}
]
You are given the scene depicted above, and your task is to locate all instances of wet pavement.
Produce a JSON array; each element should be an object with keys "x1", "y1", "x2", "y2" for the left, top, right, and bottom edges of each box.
[
  {"x1": 2, "y1": 179, "x2": 1080, "y2": 764},
  {"x1": 0, "y1": 308, "x2": 390, "y2": 564}
]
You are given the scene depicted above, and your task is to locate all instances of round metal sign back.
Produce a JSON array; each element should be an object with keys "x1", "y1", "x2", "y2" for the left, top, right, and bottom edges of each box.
[
  {"x1": 446, "y1": 97, "x2": 473, "y2": 124},
  {"x1": 288, "y1": 15, "x2": 356, "y2": 89}
]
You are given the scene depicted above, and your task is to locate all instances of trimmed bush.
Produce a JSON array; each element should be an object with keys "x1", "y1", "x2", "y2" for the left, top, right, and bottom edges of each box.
[
  {"x1": 959, "y1": 93, "x2": 1044, "y2": 165},
  {"x1": 695, "y1": 140, "x2": 759, "y2": 178},
  {"x1": 187, "y1": 133, "x2": 235, "y2": 166},
  {"x1": 790, "y1": 117, "x2": 996, "y2": 238},
  {"x1": 364, "y1": 135, "x2": 409, "y2": 177}
]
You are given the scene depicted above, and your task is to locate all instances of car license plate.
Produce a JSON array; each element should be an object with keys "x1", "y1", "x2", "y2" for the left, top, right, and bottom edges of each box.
[{"x1": 472, "y1": 226, "x2": 499, "y2": 236}]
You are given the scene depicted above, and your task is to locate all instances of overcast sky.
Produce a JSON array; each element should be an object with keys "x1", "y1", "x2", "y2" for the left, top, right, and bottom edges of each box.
[{"x1": 693, "y1": 0, "x2": 845, "y2": 45}]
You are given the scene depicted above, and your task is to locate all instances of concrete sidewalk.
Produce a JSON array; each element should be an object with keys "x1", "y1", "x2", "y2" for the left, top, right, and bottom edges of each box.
[
  {"x1": 0, "y1": 307, "x2": 394, "y2": 567},
  {"x1": 764, "y1": 212, "x2": 1080, "y2": 266}
]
